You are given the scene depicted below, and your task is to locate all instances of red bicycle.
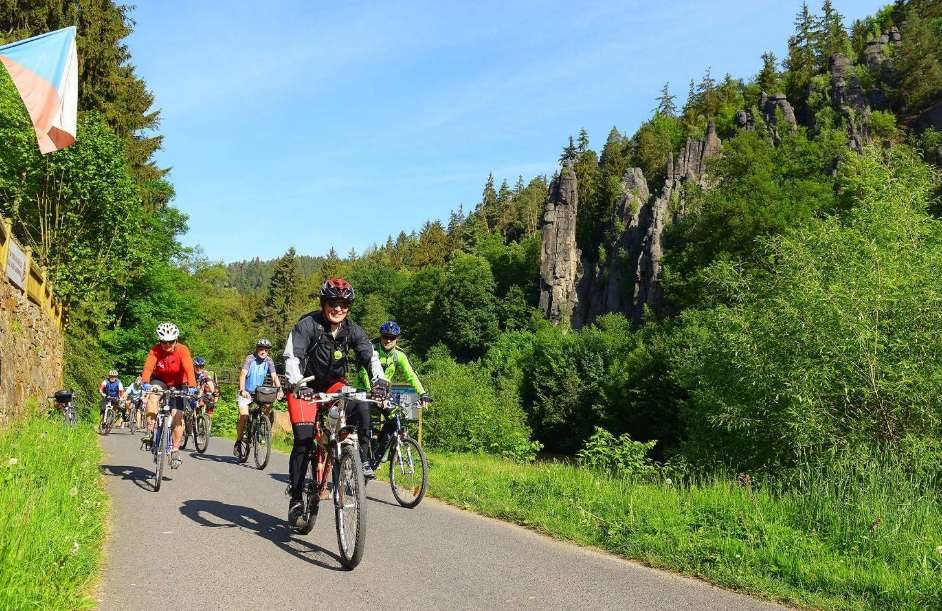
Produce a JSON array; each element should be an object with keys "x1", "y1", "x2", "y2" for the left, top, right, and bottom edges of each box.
[{"x1": 287, "y1": 376, "x2": 383, "y2": 569}]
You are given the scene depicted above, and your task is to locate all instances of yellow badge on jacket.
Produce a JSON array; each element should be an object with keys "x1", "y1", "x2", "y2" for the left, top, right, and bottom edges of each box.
[{"x1": 334, "y1": 349, "x2": 343, "y2": 360}]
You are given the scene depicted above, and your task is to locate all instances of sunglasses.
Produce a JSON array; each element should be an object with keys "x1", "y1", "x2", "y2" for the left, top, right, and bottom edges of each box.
[
  {"x1": 381, "y1": 335, "x2": 398, "y2": 341},
  {"x1": 325, "y1": 301, "x2": 351, "y2": 311},
  {"x1": 160, "y1": 340, "x2": 176, "y2": 346}
]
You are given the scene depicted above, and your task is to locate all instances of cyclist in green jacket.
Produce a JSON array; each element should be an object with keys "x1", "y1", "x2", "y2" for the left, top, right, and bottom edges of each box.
[{"x1": 357, "y1": 321, "x2": 430, "y2": 461}]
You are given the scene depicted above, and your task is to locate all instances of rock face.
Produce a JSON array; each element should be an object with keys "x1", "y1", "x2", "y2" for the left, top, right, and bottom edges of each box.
[
  {"x1": 761, "y1": 92, "x2": 798, "y2": 139},
  {"x1": 572, "y1": 121, "x2": 722, "y2": 328},
  {"x1": 539, "y1": 161, "x2": 581, "y2": 324},
  {"x1": 0, "y1": 281, "x2": 63, "y2": 423},
  {"x1": 831, "y1": 53, "x2": 873, "y2": 151}
]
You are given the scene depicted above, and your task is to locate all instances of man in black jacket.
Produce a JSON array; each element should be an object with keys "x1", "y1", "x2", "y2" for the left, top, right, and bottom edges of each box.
[{"x1": 283, "y1": 277, "x2": 388, "y2": 522}]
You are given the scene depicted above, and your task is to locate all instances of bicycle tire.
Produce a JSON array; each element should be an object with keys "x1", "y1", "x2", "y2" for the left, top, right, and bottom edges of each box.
[
  {"x1": 153, "y1": 417, "x2": 169, "y2": 492},
  {"x1": 99, "y1": 407, "x2": 113, "y2": 435},
  {"x1": 335, "y1": 443, "x2": 367, "y2": 569},
  {"x1": 254, "y1": 412, "x2": 272, "y2": 470},
  {"x1": 389, "y1": 437, "x2": 429, "y2": 508},
  {"x1": 195, "y1": 413, "x2": 210, "y2": 453},
  {"x1": 129, "y1": 407, "x2": 137, "y2": 435}
]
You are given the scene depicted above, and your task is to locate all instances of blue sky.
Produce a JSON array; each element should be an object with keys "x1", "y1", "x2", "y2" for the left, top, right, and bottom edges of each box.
[{"x1": 125, "y1": 0, "x2": 887, "y2": 264}]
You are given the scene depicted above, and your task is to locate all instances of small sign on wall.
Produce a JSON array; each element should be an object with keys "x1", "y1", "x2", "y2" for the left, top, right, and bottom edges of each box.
[{"x1": 6, "y1": 240, "x2": 26, "y2": 290}]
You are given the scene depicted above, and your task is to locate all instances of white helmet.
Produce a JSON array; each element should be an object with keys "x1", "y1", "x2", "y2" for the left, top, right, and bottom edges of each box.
[
  {"x1": 108, "y1": 369, "x2": 118, "y2": 377},
  {"x1": 155, "y1": 322, "x2": 180, "y2": 342}
]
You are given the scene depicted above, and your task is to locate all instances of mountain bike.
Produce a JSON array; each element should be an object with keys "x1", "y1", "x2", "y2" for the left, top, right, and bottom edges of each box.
[
  {"x1": 145, "y1": 388, "x2": 189, "y2": 492},
  {"x1": 289, "y1": 377, "x2": 378, "y2": 569},
  {"x1": 98, "y1": 396, "x2": 120, "y2": 435},
  {"x1": 180, "y1": 395, "x2": 211, "y2": 454},
  {"x1": 236, "y1": 385, "x2": 277, "y2": 469},
  {"x1": 127, "y1": 397, "x2": 143, "y2": 435},
  {"x1": 366, "y1": 393, "x2": 429, "y2": 508},
  {"x1": 49, "y1": 389, "x2": 78, "y2": 426}
]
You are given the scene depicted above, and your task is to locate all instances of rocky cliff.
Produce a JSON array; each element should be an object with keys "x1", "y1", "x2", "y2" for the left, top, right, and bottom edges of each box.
[{"x1": 539, "y1": 161, "x2": 581, "y2": 324}]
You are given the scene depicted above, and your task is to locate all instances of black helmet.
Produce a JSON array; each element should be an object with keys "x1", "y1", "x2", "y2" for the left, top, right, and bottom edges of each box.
[{"x1": 319, "y1": 277, "x2": 355, "y2": 303}]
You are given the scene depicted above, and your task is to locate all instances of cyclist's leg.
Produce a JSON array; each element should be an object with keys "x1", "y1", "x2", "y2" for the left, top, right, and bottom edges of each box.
[
  {"x1": 377, "y1": 415, "x2": 397, "y2": 460},
  {"x1": 288, "y1": 423, "x2": 315, "y2": 501},
  {"x1": 347, "y1": 399, "x2": 372, "y2": 469},
  {"x1": 170, "y1": 391, "x2": 186, "y2": 449},
  {"x1": 235, "y1": 394, "x2": 251, "y2": 439}
]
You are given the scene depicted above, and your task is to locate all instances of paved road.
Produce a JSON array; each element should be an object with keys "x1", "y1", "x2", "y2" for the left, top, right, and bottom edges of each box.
[{"x1": 98, "y1": 430, "x2": 781, "y2": 610}]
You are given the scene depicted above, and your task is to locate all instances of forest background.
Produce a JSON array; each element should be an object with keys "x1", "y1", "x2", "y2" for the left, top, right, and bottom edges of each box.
[{"x1": 2, "y1": 1, "x2": 942, "y2": 606}]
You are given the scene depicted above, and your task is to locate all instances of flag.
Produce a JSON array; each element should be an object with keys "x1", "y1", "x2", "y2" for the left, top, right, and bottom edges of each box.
[{"x1": 0, "y1": 27, "x2": 78, "y2": 154}]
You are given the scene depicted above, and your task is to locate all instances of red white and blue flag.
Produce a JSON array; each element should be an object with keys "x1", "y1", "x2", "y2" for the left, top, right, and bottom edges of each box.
[{"x1": 0, "y1": 26, "x2": 78, "y2": 154}]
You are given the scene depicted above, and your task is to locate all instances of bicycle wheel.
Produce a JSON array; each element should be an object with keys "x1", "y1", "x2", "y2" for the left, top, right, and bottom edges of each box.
[
  {"x1": 153, "y1": 418, "x2": 169, "y2": 492},
  {"x1": 99, "y1": 407, "x2": 112, "y2": 435},
  {"x1": 334, "y1": 443, "x2": 367, "y2": 569},
  {"x1": 129, "y1": 407, "x2": 137, "y2": 434},
  {"x1": 254, "y1": 412, "x2": 272, "y2": 470},
  {"x1": 389, "y1": 437, "x2": 429, "y2": 508},
  {"x1": 296, "y1": 448, "x2": 324, "y2": 535},
  {"x1": 195, "y1": 413, "x2": 210, "y2": 453}
]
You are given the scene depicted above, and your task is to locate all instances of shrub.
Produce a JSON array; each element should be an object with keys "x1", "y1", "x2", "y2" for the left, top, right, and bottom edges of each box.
[{"x1": 577, "y1": 427, "x2": 657, "y2": 478}]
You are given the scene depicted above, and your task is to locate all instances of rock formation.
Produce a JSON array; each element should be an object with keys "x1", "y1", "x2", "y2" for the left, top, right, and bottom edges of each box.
[
  {"x1": 573, "y1": 121, "x2": 722, "y2": 328},
  {"x1": 761, "y1": 92, "x2": 798, "y2": 140},
  {"x1": 831, "y1": 53, "x2": 873, "y2": 151},
  {"x1": 539, "y1": 161, "x2": 581, "y2": 324}
]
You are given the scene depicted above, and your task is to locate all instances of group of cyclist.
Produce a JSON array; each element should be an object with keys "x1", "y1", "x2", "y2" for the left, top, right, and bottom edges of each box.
[{"x1": 94, "y1": 276, "x2": 430, "y2": 524}]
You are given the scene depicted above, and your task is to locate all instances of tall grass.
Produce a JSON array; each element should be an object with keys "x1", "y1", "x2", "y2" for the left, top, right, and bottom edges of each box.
[
  {"x1": 0, "y1": 415, "x2": 107, "y2": 609},
  {"x1": 425, "y1": 451, "x2": 942, "y2": 610}
]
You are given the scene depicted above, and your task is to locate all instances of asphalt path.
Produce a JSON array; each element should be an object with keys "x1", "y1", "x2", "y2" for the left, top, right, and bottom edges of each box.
[{"x1": 97, "y1": 429, "x2": 781, "y2": 610}]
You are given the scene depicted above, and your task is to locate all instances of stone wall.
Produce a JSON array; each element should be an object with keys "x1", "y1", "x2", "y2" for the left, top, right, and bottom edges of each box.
[{"x1": 0, "y1": 280, "x2": 64, "y2": 423}]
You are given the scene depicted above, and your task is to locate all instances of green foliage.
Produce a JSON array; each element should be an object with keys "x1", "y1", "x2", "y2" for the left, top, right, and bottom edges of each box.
[
  {"x1": 892, "y1": 7, "x2": 942, "y2": 114},
  {"x1": 259, "y1": 248, "x2": 301, "y2": 350},
  {"x1": 419, "y1": 348, "x2": 540, "y2": 460},
  {"x1": 630, "y1": 112, "x2": 684, "y2": 189},
  {"x1": 435, "y1": 252, "x2": 498, "y2": 360},
  {"x1": 0, "y1": 418, "x2": 107, "y2": 608},
  {"x1": 673, "y1": 146, "x2": 942, "y2": 470},
  {"x1": 663, "y1": 127, "x2": 850, "y2": 309},
  {"x1": 869, "y1": 109, "x2": 898, "y2": 141},
  {"x1": 576, "y1": 427, "x2": 657, "y2": 478}
]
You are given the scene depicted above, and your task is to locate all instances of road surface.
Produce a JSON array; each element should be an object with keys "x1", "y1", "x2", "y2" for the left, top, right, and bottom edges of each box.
[{"x1": 97, "y1": 430, "x2": 781, "y2": 610}]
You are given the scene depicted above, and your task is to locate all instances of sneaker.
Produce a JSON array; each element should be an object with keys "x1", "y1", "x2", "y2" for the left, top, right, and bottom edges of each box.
[
  {"x1": 363, "y1": 465, "x2": 375, "y2": 480},
  {"x1": 288, "y1": 499, "x2": 303, "y2": 525},
  {"x1": 233, "y1": 440, "x2": 242, "y2": 457},
  {"x1": 170, "y1": 451, "x2": 182, "y2": 469}
]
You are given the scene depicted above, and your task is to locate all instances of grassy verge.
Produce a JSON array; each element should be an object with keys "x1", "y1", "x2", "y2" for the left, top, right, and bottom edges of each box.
[
  {"x1": 0, "y1": 415, "x2": 108, "y2": 609},
  {"x1": 422, "y1": 452, "x2": 942, "y2": 610}
]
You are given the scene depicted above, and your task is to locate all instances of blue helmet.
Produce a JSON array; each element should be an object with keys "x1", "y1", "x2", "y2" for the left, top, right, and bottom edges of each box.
[
  {"x1": 380, "y1": 321, "x2": 401, "y2": 337},
  {"x1": 193, "y1": 356, "x2": 206, "y2": 367}
]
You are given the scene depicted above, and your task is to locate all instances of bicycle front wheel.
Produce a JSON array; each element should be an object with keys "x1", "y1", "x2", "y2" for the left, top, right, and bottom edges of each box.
[
  {"x1": 153, "y1": 418, "x2": 169, "y2": 492},
  {"x1": 195, "y1": 413, "x2": 210, "y2": 453},
  {"x1": 254, "y1": 413, "x2": 272, "y2": 470},
  {"x1": 334, "y1": 443, "x2": 367, "y2": 569},
  {"x1": 129, "y1": 408, "x2": 137, "y2": 434},
  {"x1": 390, "y1": 437, "x2": 429, "y2": 508},
  {"x1": 237, "y1": 425, "x2": 251, "y2": 463}
]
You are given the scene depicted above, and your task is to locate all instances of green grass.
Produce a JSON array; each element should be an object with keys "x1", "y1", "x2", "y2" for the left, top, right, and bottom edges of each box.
[
  {"x1": 0, "y1": 415, "x2": 108, "y2": 609},
  {"x1": 422, "y1": 452, "x2": 942, "y2": 610}
]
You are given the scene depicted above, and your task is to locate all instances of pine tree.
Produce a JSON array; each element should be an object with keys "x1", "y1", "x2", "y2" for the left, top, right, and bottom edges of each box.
[
  {"x1": 655, "y1": 82, "x2": 677, "y2": 116},
  {"x1": 814, "y1": 0, "x2": 849, "y2": 70},
  {"x1": 577, "y1": 128, "x2": 590, "y2": 153},
  {"x1": 260, "y1": 247, "x2": 300, "y2": 347},
  {"x1": 480, "y1": 173, "x2": 499, "y2": 231},
  {"x1": 785, "y1": 1, "x2": 816, "y2": 106},
  {"x1": 697, "y1": 68, "x2": 717, "y2": 115},
  {"x1": 559, "y1": 135, "x2": 578, "y2": 163},
  {"x1": 758, "y1": 51, "x2": 780, "y2": 93}
]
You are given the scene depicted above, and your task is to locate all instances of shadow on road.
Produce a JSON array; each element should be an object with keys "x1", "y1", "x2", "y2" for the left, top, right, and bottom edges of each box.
[
  {"x1": 100, "y1": 463, "x2": 159, "y2": 492},
  {"x1": 179, "y1": 499, "x2": 346, "y2": 571},
  {"x1": 189, "y1": 452, "x2": 242, "y2": 465},
  {"x1": 365, "y1": 493, "x2": 405, "y2": 509},
  {"x1": 269, "y1": 473, "x2": 290, "y2": 484}
]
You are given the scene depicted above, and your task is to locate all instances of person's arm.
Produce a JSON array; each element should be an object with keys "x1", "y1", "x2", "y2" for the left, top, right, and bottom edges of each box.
[
  {"x1": 283, "y1": 316, "x2": 313, "y2": 385},
  {"x1": 179, "y1": 345, "x2": 197, "y2": 387},
  {"x1": 118, "y1": 381, "x2": 126, "y2": 399},
  {"x1": 238, "y1": 361, "x2": 249, "y2": 397},
  {"x1": 99, "y1": 380, "x2": 106, "y2": 397},
  {"x1": 141, "y1": 348, "x2": 157, "y2": 383},
  {"x1": 351, "y1": 325, "x2": 385, "y2": 382},
  {"x1": 395, "y1": 349, "x2": 426, "y2": 395},
  {"x1": 267, "y1": 357, "x2": 280, "y2": 388}
]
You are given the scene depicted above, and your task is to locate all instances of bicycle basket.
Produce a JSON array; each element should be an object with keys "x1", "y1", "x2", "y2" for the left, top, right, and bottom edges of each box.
[
  {"x1": 253, "y1": 385, "x2": 278, "y2": 404},
  {"x1": 54, "y1": 389, "x2": 74, "y2": 403}
]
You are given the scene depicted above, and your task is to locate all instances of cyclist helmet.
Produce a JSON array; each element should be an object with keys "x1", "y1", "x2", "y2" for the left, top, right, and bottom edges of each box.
[
  {"x1": 379, "y1": 321, "x2": 401, "y2": 337},
  {"x1": 256, "y1": 338, "x2": 272, "y2": 349},
  {"x1": 319, "y1": 277, "x2": 355, "y2": 303},
  {"x1": 193, "y1": 356, "x2": 206, "y2": 367},
  {"x1": 155, "y1": 322, "x2": 180, "y2": 341},
  {"x1": 108, "y1": 369, "x2": 118, "y2": 377}
]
